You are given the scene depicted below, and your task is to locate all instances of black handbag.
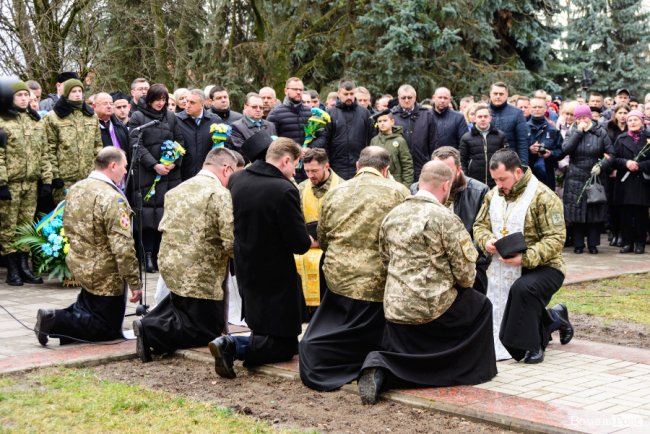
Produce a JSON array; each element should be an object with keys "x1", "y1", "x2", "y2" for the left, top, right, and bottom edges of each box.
[{"x1": 586, "y1": 174, "x2": 607, "y2": 204}]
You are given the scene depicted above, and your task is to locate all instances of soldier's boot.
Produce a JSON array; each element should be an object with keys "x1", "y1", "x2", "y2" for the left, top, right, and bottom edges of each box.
[
  {"x1": 18, "y1": 253, "x2": 43, "y2": 284},
  {"x1": 145, "y1": 252, "x2": 155, "y2": 273},
  {"x1": 5, "y1": 253, "x2": 24, "y2": 286}
]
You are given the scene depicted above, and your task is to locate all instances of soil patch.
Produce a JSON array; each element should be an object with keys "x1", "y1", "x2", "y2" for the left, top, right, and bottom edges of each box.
[
  {"x1": 572, "y1": 313, "x2": 650, "y2": 349},
  {"x1": 94, "y1": 358, "x2": 518, "y2": 433}
]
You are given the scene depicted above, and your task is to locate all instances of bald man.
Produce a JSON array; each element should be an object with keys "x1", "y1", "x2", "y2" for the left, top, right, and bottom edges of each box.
[
  {"x1": 432, "y1": 87, "x2": 468, "y2": 149},
  {"x1": 93, "y1": 92, "x2": 129, "y2": 154}
]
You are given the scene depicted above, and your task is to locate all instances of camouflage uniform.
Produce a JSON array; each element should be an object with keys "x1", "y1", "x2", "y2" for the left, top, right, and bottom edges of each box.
[
  {"x1": 44, "y1": 110, "x2": 102, "y2": 203},
  {"x1": 158, "y1": 170, "x2": 234, "y2": 300},
  {"x1": 317, "y1": 167, "x2": 410, "y2": 302},
  {"x1": 380, "y1": 193, "x2": 478, "y2": 325},
  {"x1": 0, "y1": 112, "x2": 53, "y2": 254},
  {"x1": 64, "y1": 172, "x2": 141, "y2": 296},
  {"x1": 473, "y1": 168, "x2": 566, "y2": 274}
]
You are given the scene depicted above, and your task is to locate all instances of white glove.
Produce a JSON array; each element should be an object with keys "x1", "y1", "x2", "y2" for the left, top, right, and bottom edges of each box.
[{"x1": 591, "y1": 164, "x2": 601, "y2": 176}]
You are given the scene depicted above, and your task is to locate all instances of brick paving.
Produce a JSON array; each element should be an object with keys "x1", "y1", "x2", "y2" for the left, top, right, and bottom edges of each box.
[{"x1": 0, "y1": 238, "x2": 648, "y2": 433}]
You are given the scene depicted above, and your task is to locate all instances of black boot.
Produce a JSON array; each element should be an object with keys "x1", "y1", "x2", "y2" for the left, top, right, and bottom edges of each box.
[
  {"x1": 145, "y1": 252, "x2": 155, "y2": 273},
  {"x1": 18, "y1": 253, "x2": 43, "y2": 284},
  {"x1": 5, "y1": 253, "x2": 23, "y2": 286},
  {"x1": 634, "y1": 242, "x2": 645, "y2": 254}
]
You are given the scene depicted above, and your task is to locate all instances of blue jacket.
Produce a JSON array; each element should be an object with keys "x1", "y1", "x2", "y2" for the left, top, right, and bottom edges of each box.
[
  {"x1": 527, "y1": 116, "x2": 563, "y2": 190},
  {"x1": 432, "y1": 107, "x2": 468, "y2": 149},
  {"x1": 489, "y1": 102, "x2": 530, "y2": 165}
]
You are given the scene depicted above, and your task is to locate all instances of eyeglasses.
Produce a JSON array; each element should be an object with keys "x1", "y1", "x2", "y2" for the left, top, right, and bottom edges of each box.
[
  {"x1": 248, "y1": 105, "x2": 263, "y2": 110},
  {"x1": 135, "y1": 87, "x2": 149, "y2": 92},
  {"x1": 287, "y1": 88, "x2": 304, "y2": 92},
  {"x1": 399, "y1": 95, "x2": 414, "y2": 100}
]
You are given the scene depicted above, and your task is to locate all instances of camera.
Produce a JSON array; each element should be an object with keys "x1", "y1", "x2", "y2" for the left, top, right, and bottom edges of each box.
[{"x1": 538, "y1": 145, "x2": 546, "y2": 156}]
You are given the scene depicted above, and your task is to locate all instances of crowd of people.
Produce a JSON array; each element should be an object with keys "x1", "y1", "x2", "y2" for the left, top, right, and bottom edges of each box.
[{"x1": 1, "y1": 71, "x2": 647, "y2": 404}]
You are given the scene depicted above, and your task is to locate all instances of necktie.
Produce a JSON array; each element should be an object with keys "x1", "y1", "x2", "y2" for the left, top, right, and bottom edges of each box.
[{"x1": 195, "y1": 117, "x2": 201, "y2": 126}]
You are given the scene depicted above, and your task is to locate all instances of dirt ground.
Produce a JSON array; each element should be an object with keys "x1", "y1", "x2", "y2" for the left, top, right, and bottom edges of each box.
[
  {"x1": 94, "y1": 359, "x2": 518, "y2": 434},
  {"x1": 572, "y1": 313, "x2": 650, "y2": 349}
]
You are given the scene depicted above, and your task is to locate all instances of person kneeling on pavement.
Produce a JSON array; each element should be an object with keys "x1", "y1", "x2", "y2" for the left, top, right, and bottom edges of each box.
[
  {"x1": 358, "y1": 161, "x2": 497, "y2": 405},
  {"x1": 133, "y1": 147, "x2": 237, "y2": 362},
  {"x1": 34, "y1": 147, "x2": 141, "y2": 345}
]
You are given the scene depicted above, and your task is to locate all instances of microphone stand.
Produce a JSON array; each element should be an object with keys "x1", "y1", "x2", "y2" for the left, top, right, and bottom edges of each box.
[{"x1": 125, "y1": 128, "x2": 149, "y2": 317}]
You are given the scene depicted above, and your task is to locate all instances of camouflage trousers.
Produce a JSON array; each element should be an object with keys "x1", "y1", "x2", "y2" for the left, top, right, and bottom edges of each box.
[
  {"x1": 0, "y1": 181, "x2": 38, "y2": 255},
  {"x1": 53, "y1": 179, "x2": 78, "y2": 205}
]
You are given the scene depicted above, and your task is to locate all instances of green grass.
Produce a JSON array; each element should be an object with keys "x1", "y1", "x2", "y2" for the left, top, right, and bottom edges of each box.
[
  {"x1": 0, "y1": 367, "x2": 279, "y2": 433},
  {"x1": 551, "y1": 272, "x2": 650, "y2": 325}
]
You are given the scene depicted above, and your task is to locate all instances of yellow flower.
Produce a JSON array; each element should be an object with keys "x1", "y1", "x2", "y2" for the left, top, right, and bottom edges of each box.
[
  {"x1": 60, "y1": 228, "x2": 65, "y2": 237},
  {"x1": 63, "y1": 243, "x2": 70, "y2": 255}
]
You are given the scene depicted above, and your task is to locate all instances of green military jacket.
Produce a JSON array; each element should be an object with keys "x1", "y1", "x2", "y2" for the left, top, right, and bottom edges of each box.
[
  {"x1": 473, "y1": 168, "x2": 566, "y2": 275},
  {"x1": 318, "y1": 167, "x2": 410, "y2": 302},
  {"x1": 0, "y1": 112, "x2": 52, "y2": 185},
  {"x1": 369, "y1": 126, "x2": 414, "y2": 187},
  {"x1": 158, "y1": 170, "x2": 234, "y2": 300},
  {"x1": 381, "y1": 192, "x2": 478, "y2": 324},
  {"x1": 64, "y1": 173, "x2": 141, "y2": 296},
  {"x1": 44, "y1": 110, "x2": 102, "y2": 182}
]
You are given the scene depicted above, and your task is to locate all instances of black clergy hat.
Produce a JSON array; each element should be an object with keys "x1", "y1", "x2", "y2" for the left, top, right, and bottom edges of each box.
[
  {"x1": 495, "y1": 232, "x2": 527, "y2": 259},
  {"x1": 111, "y1": 91, "x2": 129, "y2": 102},
  {"x1": 56, "y1": 71, "x2": 79, "y2": 83},
  {"x1": 241, "y1": 130, "x2": 273, "y2": 163}
]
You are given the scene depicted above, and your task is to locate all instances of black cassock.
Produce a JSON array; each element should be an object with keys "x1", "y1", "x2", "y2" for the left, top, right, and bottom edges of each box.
[
  {"x1": 50, "y1": 288, "x2": 125, "y2": 345},
  {"x1": 361, "y1": 288, "x2": 497, "y2": 388},
  {"x1": 299, "y1": 288, "x2": 385, "y2": 391},
  {"x1": 140, "y1": 292, "x2": 225, "y2": 354}
]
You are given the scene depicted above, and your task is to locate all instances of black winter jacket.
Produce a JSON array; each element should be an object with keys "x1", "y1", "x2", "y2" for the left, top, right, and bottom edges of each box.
[
  {"x1": 432, "y1": 107, "x2": 468, "y2": 149},
  {"x1": 176, "y1": 109, "x2": 221, "y2": 180},
  {"x1": 312, "y1": 100, "x2": 373, "y2": 180},
  {"x1": 612, "y1": 131, "x2": 650, "y2": 206},
  {"x1": 128, "y1": 103, "x2": 184, "y2": 231},
  {"x1": 212, "y1": 108, "x2": 243, "y2": 125},
  {"x1": 489, "y1": 101, "x2": 530, "y2": 165},
  {"x1": 459, "y1": 124, "x2": 508, "y2": 188},
  {"x1": 266, "y1": 97, "x2": 311, "y2": 144},
  {"x1": 391, "y1": 103, "x2": 437, "y2": 179}
]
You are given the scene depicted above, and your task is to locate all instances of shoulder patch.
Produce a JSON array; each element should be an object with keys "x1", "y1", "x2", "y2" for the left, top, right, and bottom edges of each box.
[
  {"x1": 551, "y1": 212, "x2": 563, "y2": 226},
  {"x1": 120, "y1": 211, "x2": 130, "y2": 229},
  {"x1": 392, "y1": 140, "x2": 400, "y2": 148}
]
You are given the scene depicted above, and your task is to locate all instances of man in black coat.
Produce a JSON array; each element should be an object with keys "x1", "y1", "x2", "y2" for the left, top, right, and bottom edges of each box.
[
  {"x1": 209, "y1": 138, "x2": 312, "y2": 378},
  {"x1": 176, "y1": 89, "x2": 221, "y2": 180},
  {"x1": 210, "y1": 86, "x2": 243, "y2": 125},
  {"x1": 391, "y1": 84, "x2": 438, "y2": 179},
  {"x1": 432, "y1": 87, "x2": 468, "y2": 149},
  {"x1": 312, "y1": 80, "x2": 374, "y2": 180},
  {"x1": 93, "y1": 92, "x2": 130, "y2": 155}
]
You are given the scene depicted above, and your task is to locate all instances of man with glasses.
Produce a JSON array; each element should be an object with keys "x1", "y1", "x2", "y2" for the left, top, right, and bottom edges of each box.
[
  {"x1": 177, "y1": 89, "x2": 221, "y2": 180},
  {"x1": 228, "y1": 93, "x2": 276, "y2": 158},
  {"x1": 134, "y1": 147, "x2": 238, "y2": 362},
  {"x1": 391, "y1": 84, "x2": 438, "y2": 179},
  {"x1": 129, "y1": 78, "x2": 150, "y2": 115},
  {"x1": 93, "y1": 92, "x2": 129, "y2": 152}
]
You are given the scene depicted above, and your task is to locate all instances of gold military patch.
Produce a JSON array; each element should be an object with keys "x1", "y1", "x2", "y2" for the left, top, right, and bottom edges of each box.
[
  {"x1": 392, "y1": 140, "x2": 400, "y2": 148},
  {"x1": 551, "y1": 212, "x2": 563, "y2": 226},
  {"x1": 120, "y1": 211, "x2": 130, "y2": 229},
  {"x1": 460, "y1": 236, "x2": 478, "y2": 262}
]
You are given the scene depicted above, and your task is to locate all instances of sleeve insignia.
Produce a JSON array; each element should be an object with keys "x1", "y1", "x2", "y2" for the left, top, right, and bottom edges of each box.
[
  {"x1": 551, "y1": 212, "x2": 563, "y2": 226},
  {"x1": 120, "y1": 211, "x2": 130, "y2": 229},
  {"x1": 392, "y1": 140, "x2": 400, "y2": 148}
]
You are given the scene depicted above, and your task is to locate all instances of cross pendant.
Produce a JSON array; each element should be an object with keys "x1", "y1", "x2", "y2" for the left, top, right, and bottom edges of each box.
[{"x1": 500, "y1": 227, "x2": 509, "y2": 237}]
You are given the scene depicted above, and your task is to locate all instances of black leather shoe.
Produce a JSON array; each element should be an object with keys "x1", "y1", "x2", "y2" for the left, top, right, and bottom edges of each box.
[
  {"x1": 133, "y1": 320, "x2": 152, "y2": 362},
  {"x1": 358, "y1": 367, "x2": 385, "y2": 405},
  {"x1": 523, "y1": 348, "x2": 545, "y2": 364},
  {"x1": 18, "y1": 253, "x2": 43, "y2": 284},
  {"x1": 574, "y1": 247, "x2": 584, "y2": 254},
  {"x1": 208, "y1": 336, "x2": 236, "y2": 379},
  {"x1": 35, "y1": 308, "x2": 55, "y2": 346},
  {"x1": 5, "y1": 253, "x2": 23, "y2": 286},
  {"x1": 551, "y1": 303, "x2": 574, "y2": 345},
  {"x1": 609, "y1": 236, "x2": 619, "y2": 246},
  {"x1": 588, "y1": 246, "x2": 598, "y2": 254},
  {"x1": 634, "y1": 243, "x2": 645, "y2": 254},
  {"x1": 620, "y1": 245, "x2": 633, "y2": 253},
  {"x1": 145, "y1": 252, "x2": 155, "y2": 273}
]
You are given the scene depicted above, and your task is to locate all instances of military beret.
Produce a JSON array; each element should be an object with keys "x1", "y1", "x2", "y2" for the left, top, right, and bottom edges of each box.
[
  {"x1": 495, "y1": 232, "x2": 527, "y2": 259},
  {"x1": 370, "y1": 108, "x2": 391, "y2": 122}
]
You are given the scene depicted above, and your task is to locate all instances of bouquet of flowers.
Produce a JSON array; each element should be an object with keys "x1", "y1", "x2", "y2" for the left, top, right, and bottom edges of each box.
[
  {"x1": 14, "y1": 201, "x2": 72, "y2": 281},
  {"x1": 303, "y1": 107, "x2": 331, "y2": 148},
  {"x1": 210, "y1": 123, "x2": 232, "y2": 149},
  {"x1": 144, "y1": 140, "x2": 186, "y2": 201}
]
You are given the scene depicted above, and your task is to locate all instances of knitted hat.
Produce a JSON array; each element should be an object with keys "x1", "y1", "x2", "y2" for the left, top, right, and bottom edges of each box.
[
  {"x1": 10, "y1": 80, "x2": 29, "y2": 94},
  {"x1": 627, "y1": 110, "x2": 644, "y2": 121},
  {"x1": 63, "y1": 79, "x2": 83, "y2": 98},
  {"x1": 573, "y1": 104, "x2": 592, "y2": 120}
]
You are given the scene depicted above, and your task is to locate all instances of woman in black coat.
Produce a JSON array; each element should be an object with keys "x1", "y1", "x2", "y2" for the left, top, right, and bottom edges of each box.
[
  {"x1": 562, "y1": 104, "x2": 614, "y2": 254},
  {"x1": 612, "y1": 110, "x2": 650, "y2": 253},
  {"x1": 128, "y1": 84, "x2": 184, "y2": 272},
  {"x1": 605, "y1": 104, "x2": 629, "y2": 246}
]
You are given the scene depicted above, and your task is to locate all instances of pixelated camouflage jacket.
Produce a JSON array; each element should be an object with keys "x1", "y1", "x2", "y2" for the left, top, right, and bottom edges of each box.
[
  {"x1": 158, "y1": 170, "x2": 234, "y2": 300},
  {"x1": 44, "y1": 110, "x2": 102, "y2": 182},
  {"x1": 380, "y1": 193, "x2": 478, "y2": 324},
  {"x1": 473, "y1": 168, "x2": 566, "y2": 275},
  {"x1": 0, "y1": 112, "x2": 52, "y2": 185},
  {"x1": 64, "y1": 173, "x2": 141, "y2": 296},
  {"x1": 318, "y1": 167, "x2": 410, "y2": 302}
]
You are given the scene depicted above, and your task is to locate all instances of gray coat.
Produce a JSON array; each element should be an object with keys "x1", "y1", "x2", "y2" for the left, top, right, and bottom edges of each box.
[{"x1": 226, "y1": 116, "x2": 276, "y2": 157}]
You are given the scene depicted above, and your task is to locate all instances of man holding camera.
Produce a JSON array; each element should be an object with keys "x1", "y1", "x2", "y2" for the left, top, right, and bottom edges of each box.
[
  {"x1": 527, "y1": 97, "x2": 562, "y2": 190},
  {"x1": 473, "y1": 149, "x2": 573, "y2": 364}
]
